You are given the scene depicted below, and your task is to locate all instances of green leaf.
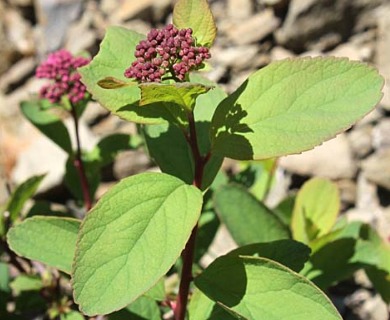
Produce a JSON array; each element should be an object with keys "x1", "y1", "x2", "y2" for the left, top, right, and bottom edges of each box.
[
  {"x1": 144, "y1": 279, "x2": 165, "y2": 301},
  {"x1": 231, "y1": 159, "x2": 277, "y2": 200},
  {"x1": 108, "y1": 296, "x2": 160, "y2": 320},
  {"x1": 143, "y1": 123, "x2": 194, "y2": 184},
  {"x1": 140, "y1": 82, "x2": 212, "y2": 112},
  {"x1": 214, "y1": 184, "x2": 289, "y2": 245},
  {"x1": 291, "y1": 178, "x2": 340, "y2": 244},
  {"x1": 195, "y1": 255, "x2": 342, "y2": 320},
  {"x1": 6, "y1": 174, "x2": 45, "y2": 223},
  {"x1": 72, "y1": 172, "x2": 203, "y2": 316},
  {"x1": 352, "y1": 224, "x2": 390, "y2": 273},
  {"x1": 61, "y1": 311, "x2": 85, "y2": 320},
  {"x1": 303, "y1": 238, "x2": 361, "y2": 288},
  {"x1": 21, "y1": 100, "x2": 72, "y2": 154},
  {"x1": 195, "y1": 210, "x2": 220, "y2": 263},
  {"x1": 350, "y1": 224, "x2": 390, "y2": 302},
  {"x1": 10, "y1": 275, "x2": 43, "y2": 294},
  {"x1": 189, "y1": 288, "x2": 241, "y2": 320},
  {"x1": 365, "y1": 268, "x2": 390, "y2": 303},
  {"x1": 0, "y1": 262, "x2": 10, "y2": 293},
  {"x1": 274, "y1": 195, "x2": 295, "y2": 226},
  {"x1": 173, "y1": 0, "x2": 217, "y2": 47},
  {"x1": 79, "y1": 26, "x2": 179, "y2": 125},
  {"x1": 301, "y1": 222, "x2": 364, "y2": 288},
  {"x1": 211, "y1": 57, "x2": 384, "y2": 160},
  {"x1": 7, "y1": 216, "x2": 80, "y2": 273},
  {"x1": 90, "y1": 133, "x2": 138, "y2": 167},
  {"x1": 227, "y1": 240, "x2": 311, "y2": 273}
]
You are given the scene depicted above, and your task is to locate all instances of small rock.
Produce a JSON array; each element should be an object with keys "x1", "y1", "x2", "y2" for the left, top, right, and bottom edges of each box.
[
  {"x1": 81, "y1": 101, "x2": 109, "y2": 127},
  {"x1": 11, "y1": 129, "x2": 68, "y2": 192},
  {"x1": 270, "y1": 46, "x2": 296, "y2": 61},
  {"x1": 8, "y1": 0, "x2": 32, "y2": 6},
  {"x1": 356, "y1": 173, "x2": 380, "y2": 210},
  {"x1": 309, "y1": 33, "x2": 342, "y2": 52},
  {"x1": 258, "y1": 0, "x2": 287, "y2": 6},
  {"x1": 4, "y1": 8, "x2": 34, "y2": 55},
  {"x1": 212, "y1": 45, "x2": 259, "y2": 70},
  {"x1": 375, "y1": 5, "x2": 390, "y2": 110},
  {"x1": 228, "y1": 9, "x2": 280, "y2": 45},
  {"x1": 122, "y1": 19, "x2": 152, "y2": 37},
  {"x1": 111, "y1": 0, "x2": 154, "y2": 23},
  {"x1": 372, "y1": 118, "x2": 390, "y2": 151},
  {"x1": 265, "y1": 167, "x2": 290, "y2": 208},
  {"x1": 113, "y1": 150, "x2": 151, "y2": 180},
  {"x1": 151, "y1": 0, "x2": 172, "y2": 22},
  {"x1": 35, "y1": 0, "x2": 84, "y2": 53},
  {"x1": 347, "y1": 124, "x2": 373, "y2": 158},
  {"x1": 100, "y1": 0, "x2": 118, "y2": 15},
  {"x1": 336, "y1": 179, "x2": 357, "y2": 206},
  {"x1": 361, "y1": 149, "x2": 390, "y2": 190},
  {"x1": 227, "y1": 0, "x2": 253, "y2": 21},
  {"x1": 202, "y1": 64, "x2": 227, "y2": 83},
  {"x1": 0, "y1": 77, "x2": 44, "y2": 120},
  {"x1": 64, "y1": 16, "x2": 96, "y2": 53},
  {"x1": 11, "y1": 118, "x2": 96, "y2": 192},
  {"x1": 345, "y1": 290, "x2": 388, "y2": 320},
  {"x1": 330, "y1": 42, "x2": 363, "y2": 61},
  {"x1": 353, "y1": 0, "x2": 389, "y2": 32},
  {"x1": 200, "y1": 225, "x2": 237, "y2": 268},
  {"x1": 275, "y1": 0, "x2": 350, "y2": 51},
  {"x1": 0, "y1": 19, "x2": 17, "y2": 75},
  {"x1": 355, "y1": 108, "x2": 383, "y2": 127},
  {"x1": 0, "y1": 57, "x2": 36, "y2": 92},
  {"x1": 280, "y1": 134, "x2": 357, "y2": 180}
]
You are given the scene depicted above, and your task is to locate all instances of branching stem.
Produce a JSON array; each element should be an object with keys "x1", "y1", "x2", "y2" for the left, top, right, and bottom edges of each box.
[{"x1": 174, "y1": 111, "x2": 209, "y2": 320}]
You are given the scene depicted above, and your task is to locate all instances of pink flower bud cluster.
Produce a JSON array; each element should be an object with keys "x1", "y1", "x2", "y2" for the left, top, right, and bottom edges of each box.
[
  {"x1": 124, "y1": 24, "x2": 210, "y2": 82},
  {"x1": 36, "y1": 50, "x2": 90, "y2": 104}
]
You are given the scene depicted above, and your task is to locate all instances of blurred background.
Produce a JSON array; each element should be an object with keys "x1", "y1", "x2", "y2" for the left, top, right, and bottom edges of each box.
[{"x1": 0, "y1": 0, "x2": 390, "y2": 318}]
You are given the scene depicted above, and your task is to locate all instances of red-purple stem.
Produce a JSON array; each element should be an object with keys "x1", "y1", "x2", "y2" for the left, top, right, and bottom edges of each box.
[
  {"x1": 174, "y1": 111, "x2": 209, "y2": 320},
  {"x1": 70, "y1": 106, "x2": 92, "y2": 211}
]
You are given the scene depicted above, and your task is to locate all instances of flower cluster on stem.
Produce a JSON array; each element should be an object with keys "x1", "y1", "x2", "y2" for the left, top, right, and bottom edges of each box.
[
  {"x1": 125, "y1": 24, "x2": 210, "y2": 82},
  {"x1": 36, "y1": 50, "x2": 90, "y2": 104}
]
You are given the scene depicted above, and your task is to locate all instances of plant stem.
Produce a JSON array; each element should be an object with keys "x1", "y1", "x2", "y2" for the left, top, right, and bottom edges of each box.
[
  {"x1": 70, "y1": 106, "x2": 92, "y2": 211},
  {"x1": 174, "y1": 112, "x2": 208, "y2": 320}
]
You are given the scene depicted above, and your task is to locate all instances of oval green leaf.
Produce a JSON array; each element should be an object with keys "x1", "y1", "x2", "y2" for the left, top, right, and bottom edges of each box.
[
  {"x1": 72, "y1": 172, "x2": 203, "y2": 316},
  {"x1": 108, "y1": 296, "x2": 161, "y2": 320},
  {"x1": 195, "y1": 255, "x2": 342, "y2": 320},
  {"x1": 6, "y1": 174, "x2": 45, "y2": 223},
  {"x1": 214, "y1": 184, "x2": 289, "y2": 245},
  {"x1": 7, "y1": 216, "x2": 80, "y2": 273},
  {"x1": 291, "y1": 177, "x2": 340, "y2": 244},
  {"x1": 173, "y1": 0, "x2": 217, "y2": 47},
  {"x1": 211, "y1": 57, "x2": 384, "y2": 160},
  {"x1": 79, "y1": 27, "x2": 177, "y2": 125},
  {"x1": 143, "y1": 123, "x2": 195, "y2": 185}
]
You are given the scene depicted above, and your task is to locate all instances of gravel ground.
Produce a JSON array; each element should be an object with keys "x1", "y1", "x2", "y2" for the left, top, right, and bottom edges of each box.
[{"x1": 1, "y1": 0, "x2": 390, "y2": 318}]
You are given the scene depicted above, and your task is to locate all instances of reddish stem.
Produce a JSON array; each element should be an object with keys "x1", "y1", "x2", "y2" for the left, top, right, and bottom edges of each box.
[
  {"x1": 174, "y1": 112, "x2": 209, "y2": 320},
  {"x1": 70, "y1": 106, "x2": 92, "y2": 211}
]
